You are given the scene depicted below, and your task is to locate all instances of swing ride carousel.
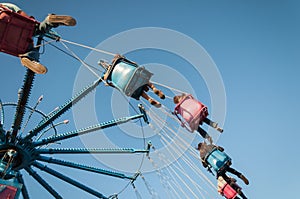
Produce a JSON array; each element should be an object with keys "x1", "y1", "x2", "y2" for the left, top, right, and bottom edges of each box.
[{"x1": 0, "y1": 6, "x2": 244, "y2": 199}]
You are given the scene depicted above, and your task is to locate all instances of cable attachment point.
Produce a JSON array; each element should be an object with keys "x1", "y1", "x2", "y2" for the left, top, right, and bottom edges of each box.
[
  {"x1": 131, "y1": 171, "x2": 141, "y2": 183},
  {"x1": 146, "y1": 141, "x2": 152, "y2": 157},
  {"x1": 138, "y1": 104, "x2": 149, "y2": 124}
]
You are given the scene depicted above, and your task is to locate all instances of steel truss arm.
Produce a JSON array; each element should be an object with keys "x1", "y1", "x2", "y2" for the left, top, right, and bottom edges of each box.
[
  {"x1": 33, "y1": 114, "x2": 144, "y2": 147},
  {"x1": 36, "y1": 147, "x2": 149, "y2": 154},
  {"x1": 22, "y1": 78, "x2": 102, "y2": 143},
  {"x1": 37, "y1": 155, "x2": 134, "y2": 180}
]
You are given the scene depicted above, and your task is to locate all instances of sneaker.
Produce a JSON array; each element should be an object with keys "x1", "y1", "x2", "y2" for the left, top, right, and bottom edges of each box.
[
  {"x1": 20, "y1": 57, "x2": 48, "y2": 74},
  {"x1": 239, "y1": 174, "x2": 249, "y2": 185},
  {"x1": 216, "y1": 127, "x2": 224, "y2": 133},
  {"x1": 48, "y1": 14, "x2": 76, "y2": 26},
  {"x1": 158, "y1": 92, "x2": 165, "y2": 99}
]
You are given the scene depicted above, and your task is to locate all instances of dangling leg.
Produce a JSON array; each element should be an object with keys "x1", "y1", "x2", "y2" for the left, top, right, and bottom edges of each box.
[
  {"x1": 141, "y1": 91, "x2": 161, "y2": 108},
  {"x1": 197, "y1": 126, "x2": 213, "y2": 144},
  {"x1": 38, "y1": 14, "x2": 76, "y2": 34},
  {"x1": 19, "y1": 43, "x2": 47, "y2": 74},
  {"x1": 148, "y1": 83, "x2": 165, "y2": 99},
  {"x1": 25, "y1": 14, "x2": 76, "y2": 73},
  {"x1": 227, "y1": 167, "x2": 249, "y2": 185},
  {"x1": 237, "y1": 190, "x2": 248, "y2": 199},
  {"x1": 203, "y1": 118, "x2": 223, "y2": 133}
]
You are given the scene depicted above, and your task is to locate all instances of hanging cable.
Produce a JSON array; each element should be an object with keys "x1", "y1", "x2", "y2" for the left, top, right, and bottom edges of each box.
[
  {"x1": 151, "y1": 81, "x2": 188, "y2": 95},
  {"x1": 47, "y1": 41, "x2": 103, "y2": 73},
  {"x1": 150, "y1": 108, "x2": 217, "y2": 192},
  {"x1": 147, "y1": 148, "x2": 182, "y2": 199},
  {"x1": 140, "y1": 173, "x2": 160, "y2": 199},
  {"x1": 34, "y1": 39, "x2": 57, "y2": 48},
  {"x1": 60, "y1": 38, "x2": 116, "y2": 57},
  {"x1": 146, "y1": 116, "x2": 198, "y2": 198},
  {"x1": 146, "y1": 104, "x2": 216, "y2": 197},
  {"x1": 59, "y1": 41, "x2": 101, "y2": 78},
  {"x1": 150, "y1": 142, "x2": 198, "y2": 199},
  {"x1": 131, "y1": 183, "x2": 142, "y2": 199}
]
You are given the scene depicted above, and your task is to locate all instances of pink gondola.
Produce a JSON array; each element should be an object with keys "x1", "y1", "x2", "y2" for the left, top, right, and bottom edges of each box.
[
  {"x1": 174, "y1": 94, "x2": 208, "y2": 132},
  {"x1": 218, "y1": 176, "x2": 239, "y2": 199}
]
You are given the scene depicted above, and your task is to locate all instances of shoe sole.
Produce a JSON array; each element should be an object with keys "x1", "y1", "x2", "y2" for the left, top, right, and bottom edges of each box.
[
  {"x1": 149, "y1": 100, "x2": 162, "y2": 108},
  {"x1": 240, "y1": 175, "x2": 249, "y2": 185},
  {"x1": 48, "y1": 15, "x2": 76, "y2": 26},
  {"x1": 20, "y1": 57, "x2": 48, "y2": 74}
]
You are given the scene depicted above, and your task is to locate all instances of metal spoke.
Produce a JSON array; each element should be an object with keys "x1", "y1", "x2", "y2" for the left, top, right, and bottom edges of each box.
[
  {"x1": 25, "y1": 166, "x2": 63, "y2": 199},
  {"x1": 16, "y1": 172, "x2": 30, "y2": 199},
  {"x1": 33, "y1": 161, "x2": 108, "y2": 199},
  {"x1": 36, "y1": 147, "x2": 149, "y2": 154},
  {"x1": 33, "y1": 114, "x2": 144, "y2": 147}
]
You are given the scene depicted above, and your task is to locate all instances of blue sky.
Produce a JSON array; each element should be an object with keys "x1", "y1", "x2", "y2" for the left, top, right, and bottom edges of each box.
[{"x1": 0, "y1": 1, "x2": 299, "y2": 198}]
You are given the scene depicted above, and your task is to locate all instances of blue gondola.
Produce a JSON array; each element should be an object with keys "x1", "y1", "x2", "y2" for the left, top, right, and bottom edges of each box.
[{"x1": 205, "y1": 148, "x2": 231, "y2": 173}]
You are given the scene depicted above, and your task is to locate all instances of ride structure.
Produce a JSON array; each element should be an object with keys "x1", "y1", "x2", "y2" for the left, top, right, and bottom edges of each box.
[{"x1": 0, "y1": 5, "x2": 248, "y2": 199}]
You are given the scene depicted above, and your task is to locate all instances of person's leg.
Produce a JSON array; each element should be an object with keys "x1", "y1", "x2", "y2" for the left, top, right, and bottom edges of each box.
[
  {"x1": 227, "y1": 167, "x2": 249, "y2": 185},
  {"x1": 19, "y1": 44, "x2": 47, "y2": 74},
  {"x1": 148, "y1": 82, "x2": 165, "y2": 99},
  {"x1": 141, "y1": 91, "x2": 161, "y2": 108},
  {"x1": 237, "y1": 190, "x2": 248, "y2": 199},
  {"x1": 38, "y1": 14, "x2": 76, "y2": 34},
  {"x1": 203, "y1": 118, "x2": 223, "y2": 133},
  {"x1": 203, "y1": 118, "x2": 217, "y2": 128},
  {"x1": 143, "y1": 84, "x2": 150, "y2": 92},
  {"x1": 197, "y1": 126, "x2": 213, "y2": 144}
]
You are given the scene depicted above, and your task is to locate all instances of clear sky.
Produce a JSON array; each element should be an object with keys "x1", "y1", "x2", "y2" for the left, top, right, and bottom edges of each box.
[{"x1": 0, "y1": 1, "x2": 299, "y2": 199}]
